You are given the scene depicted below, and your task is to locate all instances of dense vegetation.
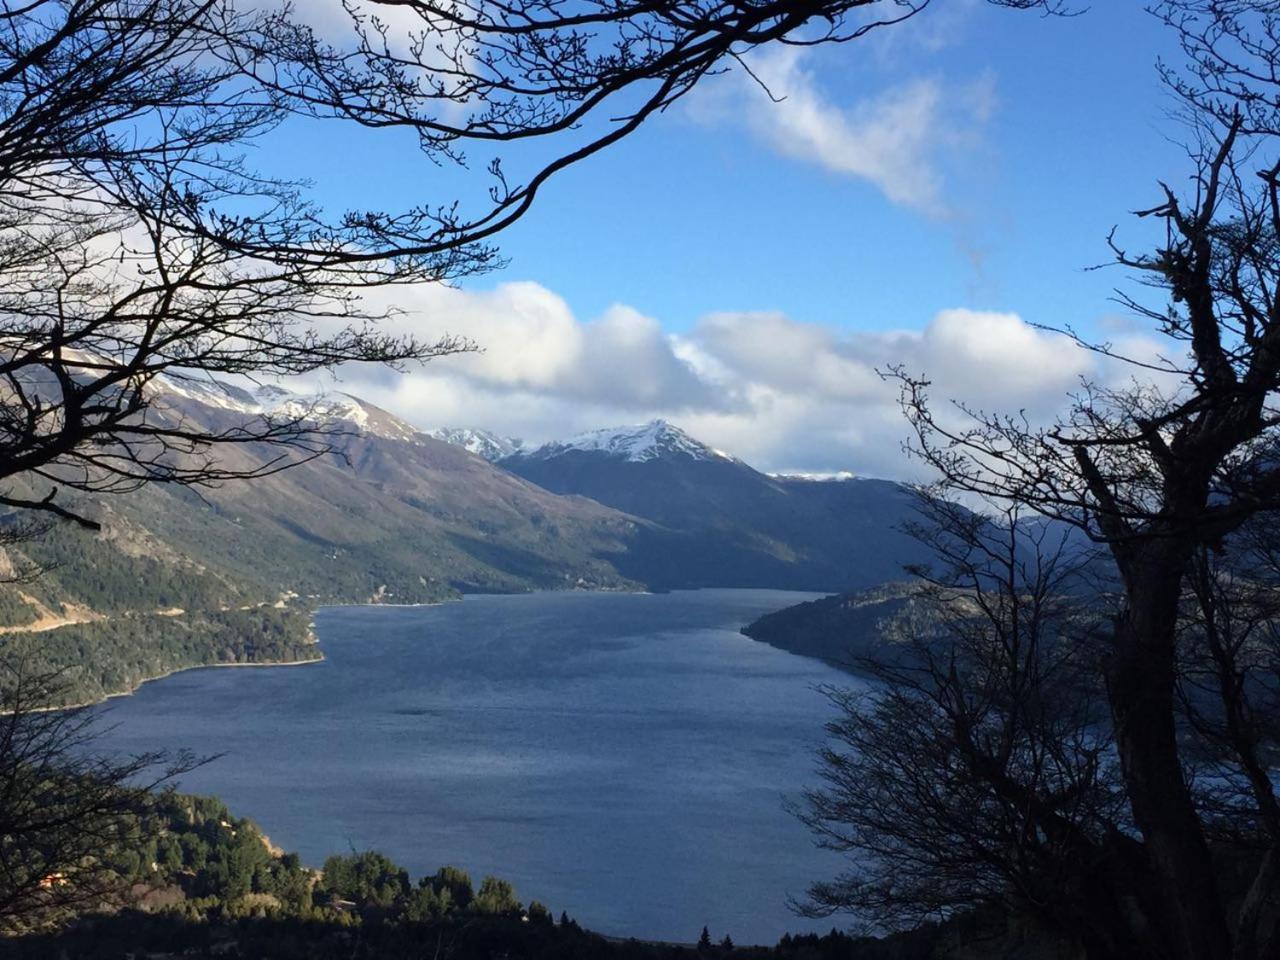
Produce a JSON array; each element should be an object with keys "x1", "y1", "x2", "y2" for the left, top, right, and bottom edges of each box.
[
  {"x1": 739, "y1": 584, "x2": 924, "y2": 672},
  {"x1": 5, "y1": 790, "x2": 955, "y2": 960},
  {"x1": 14, "y1": 523, "x2": 243, "y2": 616},
  {"x1": 0, "y1": 494, "x2": 462, "y2": 706},
  {"x1": 2, "y1": 608, "x2": 319, "y2": 705}
]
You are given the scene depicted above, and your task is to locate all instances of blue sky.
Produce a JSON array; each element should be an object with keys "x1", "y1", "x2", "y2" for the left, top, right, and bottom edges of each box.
[
  {"x1": 489, "y1": 2, "x2": 1178, "y2": 334},
  {"x1": 280, "y1": 1, "x2": 1203, "y2": 477}
]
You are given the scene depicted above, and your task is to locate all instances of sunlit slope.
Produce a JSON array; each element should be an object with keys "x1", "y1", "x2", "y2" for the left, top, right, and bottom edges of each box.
[{"x1": 0, "y1": 383, "x2": 638, "y2": 703}]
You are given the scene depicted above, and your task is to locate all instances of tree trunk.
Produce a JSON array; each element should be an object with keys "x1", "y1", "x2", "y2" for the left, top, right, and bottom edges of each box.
[
  {"x1": 1108, "y1": 547, "x2": 1232, "y2": 960},
  {"x1": 1233, "y1": 844, "x2": 1280, "y2": 960}
]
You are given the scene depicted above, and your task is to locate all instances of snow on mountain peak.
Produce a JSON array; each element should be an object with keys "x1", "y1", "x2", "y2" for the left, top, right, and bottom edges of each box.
[
  {"x1": 149, "y1": 375, "x2": 422, "y2": 443},
  {"x1": 526, "y1": 419, "x2": 734, "y2": 464},
  {"x1": 425, "y1": 427, "x2": 525, "y2": 462},
  {"x1": 770, "y1": 471, "x2": 860, "y2": 482},
  {"x1": 149, "y1": 376, "x2": 738, "y2": 463}
]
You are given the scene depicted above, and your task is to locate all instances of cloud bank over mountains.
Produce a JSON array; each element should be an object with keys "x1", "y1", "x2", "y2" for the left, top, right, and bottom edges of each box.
[{"x1": 312, "y1": 280, "x2": 1162, "y2": 481}]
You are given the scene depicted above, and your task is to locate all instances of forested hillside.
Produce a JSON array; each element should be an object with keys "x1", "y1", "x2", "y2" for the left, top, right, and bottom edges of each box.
[
  {"x1": 0, "y1": 388, "x2": 641, "y2": 705},
  {"x1": 738, "y1": 582, "x2": 930, "y2": 671},
  {"x1": 4, "y1": 787, "x2": 987, "y2": 960},
  {"x1": 0, "y1": 389, "x2": 933, "y2": 706}
]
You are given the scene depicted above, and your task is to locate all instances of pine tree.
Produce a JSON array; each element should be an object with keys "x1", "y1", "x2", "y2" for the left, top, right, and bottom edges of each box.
[{"x1": 697, "y1": 926, "x2": 712, "y2": 951}]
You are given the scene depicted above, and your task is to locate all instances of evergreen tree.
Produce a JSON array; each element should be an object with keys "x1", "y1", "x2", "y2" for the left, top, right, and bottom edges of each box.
[
  {"x1": 473, "y1": 876, "x2": 520, "y2": 915},
  {"x1": 527, "y1": 901, "x2": 551, "y2": 923},
  {"x1": 431, "y1": 866, "x2": 473, "y2": 910},
  {"x1": 319, "y1": 851, "x2": 409, "y2": 908}
]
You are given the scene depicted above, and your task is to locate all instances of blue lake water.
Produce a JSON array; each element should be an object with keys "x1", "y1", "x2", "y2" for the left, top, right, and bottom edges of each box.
[{"x1": 89, "y1": 589, "x2": 859, "y2": 944}]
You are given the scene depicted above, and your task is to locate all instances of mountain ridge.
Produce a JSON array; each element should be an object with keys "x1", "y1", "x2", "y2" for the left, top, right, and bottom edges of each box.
[
  {"x1": 500, "y1": 418, "x2": 929, "y2": 592},
  {"x1": 1, "y1": 385, "x2": 929, "y2": 704},
  {"x1": 425, "y1": 427, "x2": 526, "y2": 462},
  {"x1": 512, "y1": 419, "x2": 737, "y2": 464}
]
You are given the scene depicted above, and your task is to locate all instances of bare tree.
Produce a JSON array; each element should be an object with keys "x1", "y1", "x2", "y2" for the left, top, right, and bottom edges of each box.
[
  {"x1": 239, "y1": 0, "x2": 1067, "y2": 259},
  {"x1": 0, "y1": 654, "x2": 199, "y2": 933},
  {"x1": 0, "y1": 0, "x2": 499, "y2": 530},
  {"x1": 796, "y1": 501, "x2": 1280, "y2": 958},
  {"x1": 1172, "y1": 516, "x2": 1280, "y2": 960},
  {"x1": 884, "y1": 4, "x2": 1280, "y2": 957},
  {"x1": 0, "y1": 0, "x2": 1072, "y2": 532},
  {"x1": 793, "y1": 497, "x2": 1161, "y2": 959}
]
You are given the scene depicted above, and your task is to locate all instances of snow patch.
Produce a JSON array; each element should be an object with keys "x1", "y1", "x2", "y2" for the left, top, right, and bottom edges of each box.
[
  {"x1": 770, "y1": 471, "x2": 860, "y2": 482},
  {"x1": 521, "y1": 420, "x2": 735, "y2": 464},
  {"x1": 149, "y1": 375, "x2": 422, "y2": 443},
  {"x1": 426, "y1": 427, "x2": 525, "y2": 461}
]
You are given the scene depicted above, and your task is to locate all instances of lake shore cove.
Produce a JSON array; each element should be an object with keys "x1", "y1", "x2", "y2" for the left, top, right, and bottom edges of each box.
[
  {"x1": 0, "y1": 604, "x2": 325, "y2": 709},
  {"x1": 82, "y1": 591, "x2": 844, "y2": 943}
]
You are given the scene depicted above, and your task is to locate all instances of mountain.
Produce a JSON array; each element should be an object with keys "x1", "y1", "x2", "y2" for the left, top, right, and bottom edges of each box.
[
  {"x1": 154, "y1": 377, "x2": 425, "y2": 444},
  {"x1": 425, "y1": 427, "x2": 525, "y2": 462},
  {"x1": 502, "y1": 420, "x2": 931, "y2": 591},
  {"x1": 0, "y1": 380, "x2": 641, "y2": 703},
  {"x1": 0, "y1": 396, "x2": 934, "y2": 703},
  {"x1": 518, "y1": 420, "x2": 737, "y2": 464}
]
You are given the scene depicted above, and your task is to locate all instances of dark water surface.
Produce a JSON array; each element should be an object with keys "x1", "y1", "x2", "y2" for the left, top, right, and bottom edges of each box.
[{"x1": 91, "y1": 589, "x2": 858, "y2": 943}]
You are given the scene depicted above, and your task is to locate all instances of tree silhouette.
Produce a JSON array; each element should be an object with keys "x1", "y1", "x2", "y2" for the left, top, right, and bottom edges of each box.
[
  {"x1": 795, "y1": 496, "x2": 1145, "y2": 956},
  {"x1": 0, "y1": 0, "x2": 489, "y2": 530},
  {"x1": 262, "y1": 0, "x2": 1064, "y2": 260},
  {"x1": 0, "y1": 656, "x2": 198, "y2": 932},
  {"x1": 0, "y1": 0, "x2": 1065, "y2": 532},
  {"x1": 881, "y1": 4, "x2": 1280, "y2": 958}
]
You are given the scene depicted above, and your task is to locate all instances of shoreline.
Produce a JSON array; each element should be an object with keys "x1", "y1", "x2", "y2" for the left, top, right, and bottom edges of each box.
[
  {"x1": 39, "y1": 596, "x2": 454, "y2": 713},
  {"x1": 36, "y1": 647, "x2": 325, "y2": 714},
  {"x1": 311, "y1": 598, "x2": 450, "y2": 613},
  {"x1": 85, "y1": 591, "x2": 593, "y2": 710},
  {"x1": 43, "y1": 587, "x2": 760, "y2": 713}
]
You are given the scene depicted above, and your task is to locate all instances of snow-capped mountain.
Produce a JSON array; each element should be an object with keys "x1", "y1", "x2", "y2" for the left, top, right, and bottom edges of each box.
[
  {"x1": 517, "y1": 419, "x2": 736, "y2": 464},
  {"x1": 426, "y1": 427, "x2": 525, "y2": 462},
  {"x1": 503, "y1": 419, "x2": 928, "y2": 591},
  {"x1": 137, "y1": 380, "x2": 932, "y2": 592},
  {"x1": 68, "y1": 373, "x2": 641, "y2": 602},
  {"x1": 769, "y1": 471, "x2": 859, "y2": 482},
  {"x1": 149, "y1": 375, "x2": 423, "y2": 443}
]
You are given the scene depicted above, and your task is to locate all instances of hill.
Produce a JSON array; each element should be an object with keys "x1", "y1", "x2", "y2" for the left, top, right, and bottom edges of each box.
[{"x1": 738, "y1": 582, "x2": 932, "y2": 671}]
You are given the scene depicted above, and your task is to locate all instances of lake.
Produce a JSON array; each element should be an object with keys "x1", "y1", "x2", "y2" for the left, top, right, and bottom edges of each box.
[{"x1": 90, "y1": 589, "x2": 859, "y2": 944}]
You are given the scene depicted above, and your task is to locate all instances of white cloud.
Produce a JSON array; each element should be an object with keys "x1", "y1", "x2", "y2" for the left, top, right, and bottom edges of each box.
[
  {"x1": 687, "y1": 46, "x2": 996, "y2": 214},
  {"x1": 310, "y1": 279, "x2": 1161, "y2": 480},
  {"x1": 912, "y1": 308, "x2": 1092, "y2": 408},
  {"x1": 346, "y1": 281, "x2": 721, "y2": 409}
]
